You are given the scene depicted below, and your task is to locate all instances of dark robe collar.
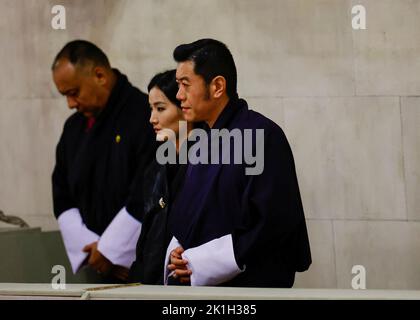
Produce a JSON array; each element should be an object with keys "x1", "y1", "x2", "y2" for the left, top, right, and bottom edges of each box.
[
  {"x1": 208, "y1": 96, "x2": 247, "y2": 131},
  {"x1": 95, "y1": 69, "x2": 127, "y2": 122}
]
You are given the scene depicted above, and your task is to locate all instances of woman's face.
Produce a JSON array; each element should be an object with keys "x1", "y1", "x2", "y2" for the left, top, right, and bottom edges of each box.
[{"x1": 149, "y1": 86, "x2": 184, "y2": 141}]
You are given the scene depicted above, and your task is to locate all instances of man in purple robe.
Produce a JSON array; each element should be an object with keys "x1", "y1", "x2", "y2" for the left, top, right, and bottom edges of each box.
[{"x1": 165, "y1": 39, "x2": 311, "y2": 287}]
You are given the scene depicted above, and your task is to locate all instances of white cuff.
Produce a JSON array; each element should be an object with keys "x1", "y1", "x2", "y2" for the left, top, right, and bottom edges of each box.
[
  {"x1": 97, "y1": 207, "x2": 142, "y2": 268},
  {"x1": 182, "y1": 234, "x2": 244, "y2": 286},
  {"x1": 57, "y1": 208, "x2": 100, "y2": 274},
  {"x1": 163, "y1": 236, "x2": 181, "y2": 285}
]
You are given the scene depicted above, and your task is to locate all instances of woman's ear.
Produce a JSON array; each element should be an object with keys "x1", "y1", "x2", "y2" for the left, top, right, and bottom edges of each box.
[{"x1": 211, "y1": 76, "x2": 226, "y2": 99}]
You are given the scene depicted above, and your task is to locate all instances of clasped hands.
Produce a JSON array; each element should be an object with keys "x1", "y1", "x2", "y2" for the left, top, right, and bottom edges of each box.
[
  {"x1": 83, "y1": 241, "x2": 129, "y2": 281},
  {"x1": 168, "y1": 246, "x2": 192, "y2": 284}
]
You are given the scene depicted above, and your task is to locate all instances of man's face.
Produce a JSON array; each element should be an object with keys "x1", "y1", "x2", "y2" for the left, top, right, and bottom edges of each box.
[
  {"x1": 176, "y1": 61, "x2": 213, "y2": 123},
  {"x1": 52, "y1": 59, "x2": 107, "y2": 118}
]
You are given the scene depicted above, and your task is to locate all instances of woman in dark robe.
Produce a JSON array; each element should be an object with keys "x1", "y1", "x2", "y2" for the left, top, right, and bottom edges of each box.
[{"x1": 128, "y1": 70, "x2": 192, "y2": 284}]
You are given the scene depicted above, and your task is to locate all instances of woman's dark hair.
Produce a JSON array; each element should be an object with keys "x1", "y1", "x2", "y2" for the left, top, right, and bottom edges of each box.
[
  {"x1": 147, "y1": 69, "x2": 181, "y2": 108},
  {"x1": 173, "y1": 38, "x2": 238, "y2": 99}
]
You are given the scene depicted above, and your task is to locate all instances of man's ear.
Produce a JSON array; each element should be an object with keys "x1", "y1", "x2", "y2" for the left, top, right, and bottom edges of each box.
[
  {"x1": 211, "y1": 76, "x2": 226, "y2": 99},
  {"x1": 93, "y1": 66, "x2": 107, "y2": 85}
]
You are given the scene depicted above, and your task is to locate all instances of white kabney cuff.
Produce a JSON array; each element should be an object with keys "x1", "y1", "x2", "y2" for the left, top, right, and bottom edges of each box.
[
  {"x1": 57, "y1": 208, "x2": 100, "y2": 274},
  {"x1": 97, "y1": 207, "x2": 142, "y2": 268},
  {"x1": 182, "y1": 234, "x2": 244, "y2": 286},
  {"x1": 163, "y1": 236, "x2": 182, "y2": 285}
]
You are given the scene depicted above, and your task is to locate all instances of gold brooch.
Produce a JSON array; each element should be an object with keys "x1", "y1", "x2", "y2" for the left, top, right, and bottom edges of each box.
[{"x1": 159, "y1": 197, "x2": 166, "y2": 209}]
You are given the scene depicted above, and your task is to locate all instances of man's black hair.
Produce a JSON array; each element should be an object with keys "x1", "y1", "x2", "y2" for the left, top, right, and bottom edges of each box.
[
  {"x1": 173, "y1": 39, "x2": 238, "y2": 99},
  {"x1": 51, "y1": 40, "x2": 110, "y2": 70},
  {"x1": 148, "y1": 70, "x2": 181, "y2": 108}
]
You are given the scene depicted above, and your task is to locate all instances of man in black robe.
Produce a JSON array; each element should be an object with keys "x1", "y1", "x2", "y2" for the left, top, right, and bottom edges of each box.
[
  {"x1": 166, "y1": 39, "x2": 311, "y2": 287},
  {"x1": 51, "y1": 40, "x2": 155, "y2": 281}
]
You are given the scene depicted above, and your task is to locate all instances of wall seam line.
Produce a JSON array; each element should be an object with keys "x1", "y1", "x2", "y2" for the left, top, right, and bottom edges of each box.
[{"x1": 399, "y1": 96, "x2": 409, "y2": 221}]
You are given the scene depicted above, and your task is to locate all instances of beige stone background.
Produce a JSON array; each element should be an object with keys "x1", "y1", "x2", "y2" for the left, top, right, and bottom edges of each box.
[{"x1": 0, "y1": 0, "x2": 419, "y2": 289}]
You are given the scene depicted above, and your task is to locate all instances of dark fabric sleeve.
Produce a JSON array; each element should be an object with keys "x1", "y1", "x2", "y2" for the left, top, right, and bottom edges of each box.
[
  {"x1": 125, "y1": 112, "x2": 157, "y2": 223},
  {"x1": 232, "y1": 126, "x2": 310, "y2": 270},
  {"x1": 52, "y1": 131, "x2": 76, "y2": 218}
]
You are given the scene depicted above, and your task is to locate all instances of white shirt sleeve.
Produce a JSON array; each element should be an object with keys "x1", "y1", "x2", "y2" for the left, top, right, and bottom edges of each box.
[
  {"x1": 182, "y1": 234, "x2": 245, "y2": 286},
  {"x1": 163, "y1": 236, "x2": 182, "y2": 285},
  {"x1": 57, "y1": 208, "x2": 100, "y2": 274},
  {"x1": 97, "y1": 207, "x2": 142, "y2": 268}
]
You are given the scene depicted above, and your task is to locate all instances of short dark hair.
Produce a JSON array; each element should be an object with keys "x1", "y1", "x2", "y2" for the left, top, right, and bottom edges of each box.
[
  {"x1": 148, "y1": 70, "x2": 181, "y2": 108},
  {"x1": 51, "y1": 40, "x2": 110, "y2": 70},
  {"x1": 173, "y1": 39, "x2": 238, "y2": 99}
]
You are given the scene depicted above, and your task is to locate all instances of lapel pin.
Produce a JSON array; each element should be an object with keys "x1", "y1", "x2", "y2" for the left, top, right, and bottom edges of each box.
[{"x1": 159, "y1": 197, "x2": 166, "y2": 209}]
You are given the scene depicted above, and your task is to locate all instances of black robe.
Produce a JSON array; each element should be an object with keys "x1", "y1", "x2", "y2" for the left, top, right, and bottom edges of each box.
[
  {"x1": 168, "y1": 98, "x2": 312, "y2": 288},
  {"x1": 52, "y1": 70, "x2": 155, "y2": 235},
  {"x1": 128, "y1": 158, "x2": 187, "y2": 285}
]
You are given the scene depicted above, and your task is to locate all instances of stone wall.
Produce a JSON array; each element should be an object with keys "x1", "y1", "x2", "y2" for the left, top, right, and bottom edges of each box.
[{"x1": 0, "y1": 0, "x2": 418, "y2": 289}]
